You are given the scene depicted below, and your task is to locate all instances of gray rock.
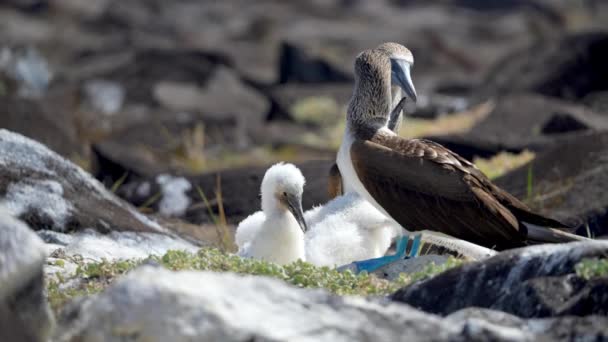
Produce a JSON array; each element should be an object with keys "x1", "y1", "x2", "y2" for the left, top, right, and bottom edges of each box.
[
  {"x1": 41, "y1": 228, "x2": 199, "y2": 281},
  {"x1": 82, "y1": 79, "x2": 125, "y2": 116},
  {"x1": 495, "y1": 131, "x2": 608, "y2": 237},
  {"x1": 55, "y1": 266, "x2": 608, "y2": 342},
  {"x1": 428, "y1": 94, "x2": 608, "y2": 160},
  {"x1": 476, "y1": 32, "x2": 608, "y2": 102},
  {"x1": 374, "y1": 255, "x2": 449, "y2": 281},
  {"x1": 55, "y1": 266, "x2": 460, "y2": 342},
  {"x1": 0, "y1": 129, "x2": 166, "y2": 235},
  {"x1": 116, "y1": 160, "x2": 336, "y2": 225},
  {"x1": 391, "y1": 241, "x2": 608, "y2": 318},
  {"x1": 0, "y1": 46, "x2": 53, "y2": 98},
  {"x1": 0, "y1": 207, "x2": 53, "y2": 341},
  {"x1": 447, "y1": 307, "x2": 608, "y2": 341},
  {"x1": 0, "y1": 92, "x2": 83, "y2": 159}
]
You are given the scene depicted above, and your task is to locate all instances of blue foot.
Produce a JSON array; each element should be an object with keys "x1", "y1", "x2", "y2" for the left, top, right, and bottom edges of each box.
[
  {"x1": 344, "y1": 235, "x2": 411, "y2": 273},
  {"x1": 408, "y1": 234, "x2": 422, "y2": 258}
]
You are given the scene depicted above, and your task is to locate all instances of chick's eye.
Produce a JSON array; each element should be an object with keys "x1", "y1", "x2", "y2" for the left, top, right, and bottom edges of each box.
[{"x1": 283, "y1": 192, "x2": 287, "y2": 197}]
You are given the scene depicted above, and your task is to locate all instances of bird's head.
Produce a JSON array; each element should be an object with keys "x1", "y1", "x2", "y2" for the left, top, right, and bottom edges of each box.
[
  {"x1": 260, "y1": 162, "x2": 308, "y2": 233},
  {"x1": 376, "y1": 42, "x2": 417, "y2": 102},
  {"x1": 349, "y1": 43, "x2": 416, "y2": 129}
]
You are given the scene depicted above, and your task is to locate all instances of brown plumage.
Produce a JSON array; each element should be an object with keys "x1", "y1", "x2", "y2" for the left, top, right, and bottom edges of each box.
[
  {"x1": 327, "y1": 163, "x2": 343, "y2": 199},
  {"x1": 328, "y1": 89, "x2": 407, "y2": 200},
  {"x1": 339, "y1": 43, "x2": 586, "y2": 250}
]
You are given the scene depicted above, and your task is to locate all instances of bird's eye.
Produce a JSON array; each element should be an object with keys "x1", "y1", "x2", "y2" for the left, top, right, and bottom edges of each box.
[{"x1": 283, "y1": 191, "x2": 287, "y2": 197}]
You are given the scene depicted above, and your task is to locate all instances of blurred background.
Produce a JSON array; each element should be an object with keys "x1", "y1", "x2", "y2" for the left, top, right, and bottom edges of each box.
[{"x1": 1, "y1": 0, "x2": 608, "y2": 238}]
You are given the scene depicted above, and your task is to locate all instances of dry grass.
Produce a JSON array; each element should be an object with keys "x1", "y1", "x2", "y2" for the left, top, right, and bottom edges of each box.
[
  {"x1": 474, "y1": 150, "x2": 536, "y2": 180},
  {"x1": 400, "y1": 100, "x2": 494, "y2": 138},
  {"x1": 195, "y1": 176, "x2": 235, "y2": 253}
]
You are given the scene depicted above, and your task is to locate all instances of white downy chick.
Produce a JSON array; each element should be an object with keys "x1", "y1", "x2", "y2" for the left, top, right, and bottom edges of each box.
[{"x1": 236, "y1": 163, "x2": 307, "y2": 265}]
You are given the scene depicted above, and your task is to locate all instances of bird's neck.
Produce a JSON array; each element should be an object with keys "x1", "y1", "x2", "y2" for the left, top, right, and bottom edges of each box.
[
  {"x1": 262, "y1": 197, "x2": 284, "y2": 217},
  {"x1": 346, "y1": 75, "x2": 392, "y2": 140}
]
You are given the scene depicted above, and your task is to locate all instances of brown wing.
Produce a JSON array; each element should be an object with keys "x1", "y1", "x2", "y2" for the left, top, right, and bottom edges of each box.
[
  {"x1": 351, "y1": 136, "x2": 529, "y2": 250},
  {"x1": 384, "y1": 137, "x2": 571, "y2": 228},
  {"x1": 328, "y1": 163, "x2": 343, "y2": 199}
]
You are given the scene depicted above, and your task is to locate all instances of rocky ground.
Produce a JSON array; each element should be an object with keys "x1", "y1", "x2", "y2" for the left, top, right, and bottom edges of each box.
[{"x1": 1, "y1": 0, "x2": 608, "y2": 341}]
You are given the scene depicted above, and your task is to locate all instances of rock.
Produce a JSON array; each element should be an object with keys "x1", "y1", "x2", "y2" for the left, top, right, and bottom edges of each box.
[
  {"x1": 447, "y1": 308, "x2": 608, "y2": 341},
  {"x1": 82, "y1": 79, "x2": 125, "y2": 116},
  {"x1": 153, "y1": 66, "x2": 269, "y2": 148},
  {"x1": 0, "y1": 94, "x2": 83, "y2": 159},
  {"x1": 269, "y1": 83, "x2": 353, "y2": 122},
  {"x1": 582, "y1": 90, "x2": 608, "y2": 114},
  {"x1": 115, "y1": 160, "x2": 336, "y2": 225},
  {"x1": 391, "y1": 241, "x2": 608, "y2": 318},
  {"x1": 374, "y1": 255, "x2": 449, "y2": 281},
  {"x1": 41, "y1": 229, "x2": 199, "y2": 263},
  {"x1": 0, "y1": 129, "x2": 165, "y2": 235},
  {"x1": 56, "y1": 266, "x2": 608, "y2": 341},
  {"x1": 477, "y1": 32, "x2": 608, "y2": 102},
  {"x1": 99, "y1": 49, "x2": 219, "y2": 104},
  {"x1": 278, "y1": 41, "x2": 352, "y2": 84},
  {"x1": 155, "y1": 175, "x2": 192, "y2": 218},
  {"x1": 0, "y1": 46, "x2": 53, "y2": 98},
  {"x1": 55, "y1": 266, "x2": 459, "y2": 341},
  {"x1": 92, "y1": 114, "x2": 236, "y2": 178},
  {"x1": 0, "y1": 207, "x2": 54, "y2": 342},
  {"x1": 495, "y1": 131, "x2": 608, "y2": 237},
  {"x1": 40, "y1": 228, "x2": 199, "y2": 281},
  {"x1": 428, "y1": 94, "x2": 608, "y2": 160}
]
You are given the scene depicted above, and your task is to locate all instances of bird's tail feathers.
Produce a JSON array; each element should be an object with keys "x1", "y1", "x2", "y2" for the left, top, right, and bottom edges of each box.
[{"x1": 524, "y1": 222, "x2": 590, "y2": 243}]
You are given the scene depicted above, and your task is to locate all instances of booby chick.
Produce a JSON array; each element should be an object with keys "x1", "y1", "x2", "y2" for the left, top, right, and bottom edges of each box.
[
  {"x1": 236, "y1": 164, "x2": 400, "y2": 268},
  {"x1": 337, "y1": 42, "x2": 588, "y2": 251},
  {"x1": 304, "y1": 192, "x2": 401, "y2": 267},
  {"x1": 236, "y1": 163, "x2": 308, "y2": 265}
]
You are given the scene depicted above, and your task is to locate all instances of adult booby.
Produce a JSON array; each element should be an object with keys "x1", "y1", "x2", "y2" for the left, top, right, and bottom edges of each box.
[
  {"x1": 337, "y1": 42, "x2": 586, "y2": 251},
  {"x1": 236, "y1": 162, "x2": 308, "y2": 265}
]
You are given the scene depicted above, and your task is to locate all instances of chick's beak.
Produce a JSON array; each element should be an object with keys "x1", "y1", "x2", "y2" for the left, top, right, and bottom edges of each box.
[{"x1": 286, "y1": 193, "x2": 308, "y2": 233}]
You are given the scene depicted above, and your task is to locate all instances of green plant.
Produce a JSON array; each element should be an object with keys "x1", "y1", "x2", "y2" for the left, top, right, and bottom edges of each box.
[
  {"x1": 110, "y1": 172, "x2": 129, "y2": 193},
  {"x1": 575, "y1": 258, "x2": 608, "y2": 280},
  {"x1": 526, "y1": 164, "x2": 534, "y2": 200},
  {"x1": 46, "y1": 249, "x2": 465, "y2": 313}
]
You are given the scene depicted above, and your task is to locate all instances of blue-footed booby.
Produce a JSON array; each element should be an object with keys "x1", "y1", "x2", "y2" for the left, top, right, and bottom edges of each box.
[
  {"x1": 337, "y1": 42, "x2": 587, "y2": 251},
  {"x1": 236, "y1": 162, "x2": 307, "y2": 265}
]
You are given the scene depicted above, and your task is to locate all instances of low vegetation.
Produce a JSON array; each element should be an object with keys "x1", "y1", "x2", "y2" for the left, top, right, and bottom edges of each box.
[
  {"x1": 474, "y1": 150, "x2": 535, "y2": 180},
  {"x1": 46, "y1": 248, "x2": 463, "y2": 313},
  {"x1": 575, "y1": 258, "x2": 608, "y2": 280}
]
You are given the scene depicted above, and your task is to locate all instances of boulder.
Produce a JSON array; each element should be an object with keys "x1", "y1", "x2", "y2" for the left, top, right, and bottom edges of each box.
[
  {"x1": 55, "y1": 266, "x2": 608, "y2": 341},
  {"x1": 428, "y1": 94, "x2": 608, "y2": 159},
  {"x1": 0, "y1": 129, "x2": 165, "y2": 234},
  {"x1": 373, "y1": 255, "x2": 449, "y2": 281},
  {"x1": 476, "y1": 32, "x2": 608, "y2": 102},
  {"x1": 55, "y1": 266, "x2": 459, "y2": 342},
  {"x1": 278, "y1": 41, "x2": 352, "y2": 84},
  {"x1": 92, "y1": 114, "x2": 238, "y2": 178},
  {"x1": 447, "y1": 308, "x2": 608, "y2": 341},
  {"x1": 116, "y1": 160, "x2": 336, "y2": 224},
  {"x1": 269, "y1": 83, "x2": 352, "y2": 122},
  {"x1": 153, "y1": 66, "x2": 269, "y2": 145},
  {"x1": 391, "y1": 241, "x2": 608, "y2": 318},
  {"x1": 495, "y1": 131, "x2": 608, "y2": 237},
  {"x1": 0, "y1": 207, "x2": 53, "y2": 342},
  {"x1": 0, "y1": 95, "x2": 83, "y2": 159},
  {"x1": 41, "y1": 228, "x2": 199, "y2": 281}
]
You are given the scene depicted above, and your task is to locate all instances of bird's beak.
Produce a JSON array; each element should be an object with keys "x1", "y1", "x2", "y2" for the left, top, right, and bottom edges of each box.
[
  {"x1": 391, "y1": 59, "x2": 417, "y2": 102},
  {"x1": 286, "y1": 194, "x2": 308, "y2": 233}
]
